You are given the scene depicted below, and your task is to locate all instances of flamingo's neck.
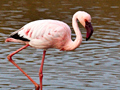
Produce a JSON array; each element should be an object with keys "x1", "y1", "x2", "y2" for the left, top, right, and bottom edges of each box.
[{"x1": 63, "y1": 13, "x2": 82, "y2": 51}]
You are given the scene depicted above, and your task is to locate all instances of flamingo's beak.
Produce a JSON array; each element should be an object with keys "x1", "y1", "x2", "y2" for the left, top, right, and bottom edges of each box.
[{"x1": 85, "y1": 21, "x2": 93, "y2": 41}]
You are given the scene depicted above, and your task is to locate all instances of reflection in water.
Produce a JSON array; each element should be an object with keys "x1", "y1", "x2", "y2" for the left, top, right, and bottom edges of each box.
[{"x1": 0, "y1": 0, "x2": 120, "y2": 90}]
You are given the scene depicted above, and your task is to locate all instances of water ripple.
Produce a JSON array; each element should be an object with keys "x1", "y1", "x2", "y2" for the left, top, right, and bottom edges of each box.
[{"x1": 0, "y1": 0, "x2": 120, "y2": 90}]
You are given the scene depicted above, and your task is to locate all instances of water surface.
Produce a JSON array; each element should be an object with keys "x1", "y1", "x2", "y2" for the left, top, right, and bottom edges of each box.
[{"x1": 0, "y1": 0, "x2": 120, "y2": 90}]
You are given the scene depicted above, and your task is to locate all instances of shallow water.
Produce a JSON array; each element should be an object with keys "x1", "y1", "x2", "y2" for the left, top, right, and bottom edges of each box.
[{"x1": 0, "y1": 0, "x2": 120, "y2": 90}]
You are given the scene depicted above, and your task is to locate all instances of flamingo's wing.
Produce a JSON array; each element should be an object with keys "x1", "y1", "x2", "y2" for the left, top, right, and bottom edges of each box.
[{"x1": 25, "y1": 20, "x2": 71, "y2": 49}]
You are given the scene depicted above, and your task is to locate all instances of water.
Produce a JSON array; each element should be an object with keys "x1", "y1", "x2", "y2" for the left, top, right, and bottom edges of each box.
[{"x1": 0, "y1": 0, "x2": 120, "y2": 90}]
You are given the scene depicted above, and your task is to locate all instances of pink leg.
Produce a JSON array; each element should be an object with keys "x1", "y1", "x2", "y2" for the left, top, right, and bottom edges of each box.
[
  {"x1": 7, "y1": 44, "x2": 40, "y2": 90},
  {"x1": 39, "y1": 50, "x2": 46, "y2": 90}
]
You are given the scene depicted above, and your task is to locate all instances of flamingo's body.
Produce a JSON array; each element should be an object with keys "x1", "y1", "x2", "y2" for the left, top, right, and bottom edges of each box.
[
  {"x1": 9, "y1": 20, "x2": 72, "y2": 50},
  {"x1": 5, "y1": 11, "x2": 93, "y2": 90}
]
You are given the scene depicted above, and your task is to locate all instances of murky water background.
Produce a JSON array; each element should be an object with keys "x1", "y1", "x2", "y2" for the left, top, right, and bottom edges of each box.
[{"x1": 0, "y1": 0, "x2": 120, "y2": 90}]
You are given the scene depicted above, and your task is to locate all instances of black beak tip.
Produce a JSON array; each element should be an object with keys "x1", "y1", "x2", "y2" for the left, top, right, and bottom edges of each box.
[
  {"x1": 86, "y1": 38, "x2": 89, "y2": 41},
  {"x1": 86, "y1": 36, "x2": 91, "y2": 41}
]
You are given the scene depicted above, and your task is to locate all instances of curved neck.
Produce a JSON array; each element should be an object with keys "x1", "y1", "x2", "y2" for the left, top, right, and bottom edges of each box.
[
  {"x1": 72, "y1": 14, "x2": 82, "y2": 49},
  {"x1": 64, "y1": 13, "x2": 82, "y2": 51}
]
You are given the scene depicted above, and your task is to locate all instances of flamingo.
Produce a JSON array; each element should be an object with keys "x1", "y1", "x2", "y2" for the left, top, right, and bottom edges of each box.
[{"x1": 5, "y1": 11, "x2": 93, "y2": 90}]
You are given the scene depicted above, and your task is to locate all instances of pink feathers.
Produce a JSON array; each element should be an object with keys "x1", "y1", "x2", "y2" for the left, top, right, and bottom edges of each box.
[
  {"x1": 25, "y1": 28, "x2": 32, "y2": 37},
  {"x1": 25, "y1": 29, "x2": 30, "y2": 36}
]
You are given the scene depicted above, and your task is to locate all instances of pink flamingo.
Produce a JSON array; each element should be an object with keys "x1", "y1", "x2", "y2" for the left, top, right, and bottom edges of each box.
[{"x1": 5, "y1": 11, "x2": 93, "y2": 90}]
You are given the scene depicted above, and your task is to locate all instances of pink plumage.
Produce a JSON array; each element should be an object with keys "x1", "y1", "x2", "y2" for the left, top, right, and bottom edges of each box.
[{"x1": 5, "y1": 11, "x2": 93, "y2": 90}]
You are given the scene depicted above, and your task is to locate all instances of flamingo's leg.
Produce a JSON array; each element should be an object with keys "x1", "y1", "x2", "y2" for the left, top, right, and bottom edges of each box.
[
  {"x1": 7, "y1": 44, "x2": 39, "y2": 90},
  {"x1": 39, "y1": 50, "x2": 46, "y2": 90}
]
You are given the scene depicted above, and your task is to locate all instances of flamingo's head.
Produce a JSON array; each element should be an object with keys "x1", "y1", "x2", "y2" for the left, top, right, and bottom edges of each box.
[{"x1": 76, "y1": 11, "x2": 94, "y2": 41}]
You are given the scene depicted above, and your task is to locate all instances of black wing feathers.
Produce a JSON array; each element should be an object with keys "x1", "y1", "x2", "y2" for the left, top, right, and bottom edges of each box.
[{"x1": 10, "y1": 33, "x2": 30, "y2": 41}]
